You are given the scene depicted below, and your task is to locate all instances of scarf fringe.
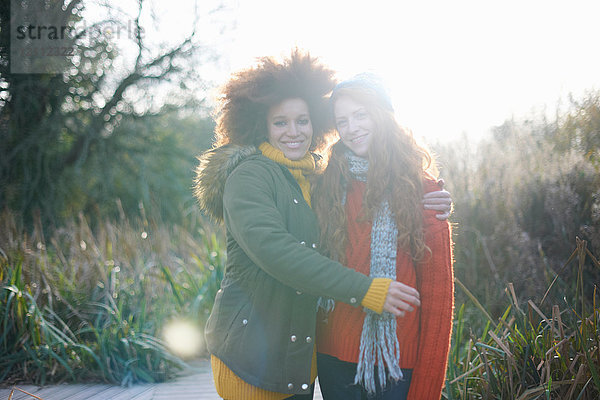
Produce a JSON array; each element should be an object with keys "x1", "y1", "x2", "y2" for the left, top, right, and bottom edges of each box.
[
  {"x1": 316, "y1": 297, "x2": 335, "y2": 313},
  {"x1": 354, "y1": 306, "x2": 404, "y2": 394}
]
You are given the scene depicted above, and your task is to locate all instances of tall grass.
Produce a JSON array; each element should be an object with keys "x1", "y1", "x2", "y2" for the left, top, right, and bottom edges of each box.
[
  {"x1": 444, "y1": 238, "x2": 600, "y2": 399},
  {"x1": 0, "y1": 207, "x2": 224, "y2": 385},
  {"x1": 435, "y1": 91, "x2": 600, "y2": 398},
  {"x1": 433, "y1": 93, "x2": 600, "y2": 314}
]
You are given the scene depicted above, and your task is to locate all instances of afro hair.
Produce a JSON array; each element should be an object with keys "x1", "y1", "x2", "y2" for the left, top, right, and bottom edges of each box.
[{"x1": 213, "y1": 49, "x2": 337, "y2": 150}]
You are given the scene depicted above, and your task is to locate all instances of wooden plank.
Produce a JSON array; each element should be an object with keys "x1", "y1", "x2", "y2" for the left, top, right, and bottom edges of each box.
[
  {"x1": 60, "y1": 384, "x2": 119, "y2": 400},
  {"x1": 104, "y1": 385, "x2": 155, "y2": 400},
  {"x1": 0, "y1": 359, "x2": 324, "y2": 400},
  {"x1": 0, "y1": 386, "x2": 42, "y2": 400},
  {"x1": 23, "y1": 384, "x2": 94, "y2": 399},
  {"x1": 153, "y1": 374, "x2": 218, "y2": 399},
  {"x1": 84, "y1": 385, "x2": 137, "y2": 400}
]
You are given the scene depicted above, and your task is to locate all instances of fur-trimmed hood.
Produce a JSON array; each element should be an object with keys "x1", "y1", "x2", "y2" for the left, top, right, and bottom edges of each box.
[{"x1": 194, "y1": 145, "x2": 260, "y2": 222}]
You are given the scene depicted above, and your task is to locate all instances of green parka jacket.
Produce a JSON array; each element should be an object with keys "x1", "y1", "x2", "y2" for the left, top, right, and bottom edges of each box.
[{"x1": 195, "y1": 145, "x2": 374, "y2": 395}]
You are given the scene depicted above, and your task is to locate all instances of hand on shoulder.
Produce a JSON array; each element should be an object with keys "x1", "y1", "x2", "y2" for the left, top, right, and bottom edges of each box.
[{"x1": 422, "y1": 178, "x2": 452, "y2": 221}]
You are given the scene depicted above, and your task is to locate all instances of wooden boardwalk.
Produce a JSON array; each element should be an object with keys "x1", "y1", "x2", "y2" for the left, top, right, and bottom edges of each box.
[{"x1": 0, "y1": 360, "x2": 323, "y2": 400}]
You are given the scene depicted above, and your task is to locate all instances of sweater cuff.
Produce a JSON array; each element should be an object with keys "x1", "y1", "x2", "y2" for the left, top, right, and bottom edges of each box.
[{"x1": 361, "y1": 278, "x2": 392, "y2": 314}]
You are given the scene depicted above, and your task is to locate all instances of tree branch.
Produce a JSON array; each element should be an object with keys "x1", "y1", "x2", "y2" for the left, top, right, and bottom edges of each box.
[{"x1": 63, "y1": 32, "x2": 196, "y2": 167}]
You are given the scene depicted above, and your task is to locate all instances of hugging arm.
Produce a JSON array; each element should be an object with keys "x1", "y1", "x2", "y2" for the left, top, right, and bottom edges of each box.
[
  {"x1": 223, "y1": 163, "x2": 373, "y2": 305},
  {"x1": 422, "y1": 179, "x2": 452, "y2": 220}
]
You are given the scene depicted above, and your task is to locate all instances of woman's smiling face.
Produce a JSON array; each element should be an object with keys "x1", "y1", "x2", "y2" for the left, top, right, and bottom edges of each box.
[
  {"x1": 334, "y1": 95, "x2": 374, "y2": 158},
  {"x1": 267, "y1": 98, "x2": 313, "y2": 161}
]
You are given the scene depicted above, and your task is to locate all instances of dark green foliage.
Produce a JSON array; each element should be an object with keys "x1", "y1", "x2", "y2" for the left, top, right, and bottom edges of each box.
[
  {"x1": 59, "y1": 112, "x2": 215, "y2": 225},
  {"x1": 0, "y1": 0, "x2": 215, "y2": 228}
]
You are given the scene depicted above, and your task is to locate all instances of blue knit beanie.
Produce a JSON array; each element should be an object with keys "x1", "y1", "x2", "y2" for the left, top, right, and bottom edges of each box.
[{"x1": 331, "y1": 72, "x2": 394, "y2": 112}]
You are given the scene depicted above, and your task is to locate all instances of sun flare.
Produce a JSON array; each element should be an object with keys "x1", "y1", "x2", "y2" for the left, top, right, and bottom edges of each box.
[{"x1": 163, "y1": 320, "x2": 203, "y2": 358}]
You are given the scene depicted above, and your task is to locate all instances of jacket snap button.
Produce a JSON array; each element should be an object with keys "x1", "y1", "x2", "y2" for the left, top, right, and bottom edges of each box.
[
  {"x1": 288, "y1": 383, "x2": 294, "y2": 390},
  {"x1": 290, "y1": 335, "x2": 297, "y2": 342},
  {"x1": 350, "y1": 297, "x2": 357, "y2": 304},
  {"x1": 306, "y1": 336, "x2": 312, "y2": 343},
  {"x1": 311, "y1": 243, "x2": 317, "y2": 248},
  {"x1": 300, "y1": 241, "x2": 306, "y2": 245},
  {"x1": 242, "y1": 319, "x2": 248, "y2": 325},
  {"x1": 302, "y1": 384, "x2": 309, "y2": 390},
  {"x1": 293, "y1": 198, "x2": 299, "y2": 204},
  {"x1": 296, "y1": 290, "x2": 302, "y2": 295}
]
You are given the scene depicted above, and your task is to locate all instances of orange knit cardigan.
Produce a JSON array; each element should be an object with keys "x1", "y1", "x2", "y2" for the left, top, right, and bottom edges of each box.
[{"x1": 317, "y1": 178, "x2": 454, "y2": 400}]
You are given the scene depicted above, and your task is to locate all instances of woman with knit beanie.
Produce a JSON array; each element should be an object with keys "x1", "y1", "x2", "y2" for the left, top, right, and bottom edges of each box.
[
  {"x1": 314, "y1": 73, "x2": 454, "y2": 400},
  {"x1": 194, "y1": 52, "x2": 451, "y2": 399}
]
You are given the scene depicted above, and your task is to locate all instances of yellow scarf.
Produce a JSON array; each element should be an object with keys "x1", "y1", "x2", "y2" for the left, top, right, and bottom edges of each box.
[{"x1": 258, "y1": 142, "x2": 315, "y2": 207}]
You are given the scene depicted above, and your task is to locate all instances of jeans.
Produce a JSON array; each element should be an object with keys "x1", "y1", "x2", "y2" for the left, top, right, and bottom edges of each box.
[{"x1": 317, "y1": 353, "x2": 412, "y2": 400}]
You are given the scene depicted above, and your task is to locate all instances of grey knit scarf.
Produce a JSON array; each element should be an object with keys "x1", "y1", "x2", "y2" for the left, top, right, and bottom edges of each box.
[{"x1": 344, "y1": 151, "x2": 403, "y2": 394}]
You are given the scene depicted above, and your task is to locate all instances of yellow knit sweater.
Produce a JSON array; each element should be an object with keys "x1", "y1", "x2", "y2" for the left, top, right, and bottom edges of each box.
[{"x1": 210, "y1": 143, "x2": 391, "y2": 399}]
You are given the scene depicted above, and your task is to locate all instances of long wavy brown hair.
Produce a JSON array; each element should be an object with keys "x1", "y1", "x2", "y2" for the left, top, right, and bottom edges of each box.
[
  {"x1": 212, "y1": 49, "x2": 336, "y2": 153},
  {"x1": 314, "y1": 85, "x2": 435, "y2": 263}
]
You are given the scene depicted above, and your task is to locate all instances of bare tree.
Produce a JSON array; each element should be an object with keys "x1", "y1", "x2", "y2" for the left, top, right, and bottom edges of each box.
[{"x1": 0, "y1": 0, "x2": 223, "y2": 225}]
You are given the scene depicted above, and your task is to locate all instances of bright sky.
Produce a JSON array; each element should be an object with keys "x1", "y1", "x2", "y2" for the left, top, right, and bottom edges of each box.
[{"x1": 96, "y1": 0, "x2": 600, "y2": 144}]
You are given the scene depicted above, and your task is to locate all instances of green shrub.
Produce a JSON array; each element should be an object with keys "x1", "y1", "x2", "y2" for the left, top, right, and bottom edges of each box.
[{"x1": 0, "y1": 208, "x2": 224, "y2": 385}]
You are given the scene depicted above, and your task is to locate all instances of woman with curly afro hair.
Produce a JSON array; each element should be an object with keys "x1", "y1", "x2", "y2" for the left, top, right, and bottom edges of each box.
[{"x1": 194, "y1": 51, "x2": 451, "y2": 399}]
